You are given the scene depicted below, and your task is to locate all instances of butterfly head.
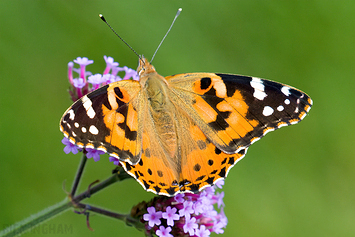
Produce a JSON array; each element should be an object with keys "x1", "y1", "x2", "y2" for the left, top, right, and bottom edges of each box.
[{"x1": 137, "y1": 56, "x2": 156, "y2": 77}]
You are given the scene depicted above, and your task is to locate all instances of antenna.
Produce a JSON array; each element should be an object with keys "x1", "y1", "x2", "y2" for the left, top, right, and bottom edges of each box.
[
  {"x1": 151, "y1": 8, "x2": 182, "y2": 63},
  {"x1": 99, "y1": 14, "x2": 142, "y2": 61}
]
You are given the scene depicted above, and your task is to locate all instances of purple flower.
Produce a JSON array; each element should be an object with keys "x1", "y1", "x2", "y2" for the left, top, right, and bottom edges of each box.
[
  {"x1": 178, "y1": 200, "x2": 194, "y2": 218},
  {"x1": 62, "y1": 137, "x2": 81, "y2": 154},
  {"x1": 74, "y1": 57, "x2": 94, "y2": 66},
  {"x1": 86, "y1": 148, "x2": 105, "y2": 162},
  {"x1": 195, "y1": 225, "x2": 210, "y2": 237},
  {"x1": 214, "y1": 180, "x2": 224, "y2": 189},
  {"x1": 65, "y1": 56, "x2": 137, "y2": 101},
  {"x1": 143, "y1": 207, "x2": 162, "y2": 227},
  {"x1": 156, "y1": 226, "x2": 173, "y2": 237},
  {"x1": 88, "y1": 74, "x2": 108, "y2": 90},
  {"x1": 103, "y1": 55, "x2": 119, "y2": 75},
  {"x1": 109, "y1": 156, "x2": 120, "y2": 166},
  {"x1": 174, "y1": 193, "x2": 185, "y2": 203},
  {"x1": 72, "y1": 78, "x2": 86, "y2": 89},
  {"x1": 162, "y1": 206, "x2": 179, "y2": 226},
  {"x1": 212, "y1": 219, "x2": 226, "y2": 234},
  {"x1": 111, "y1": 66, "x2": 124, "y2": 78},
  {"x1": 88, "y1": 74, "x2": 104, "y2": 85},
  {"x1": 215, "y1": 191, "x2": 225, "y2": 208},
  {"x1": 122, "y1": 66, "x2": 139, "y2": 80},
  {"x1": 72, "y1": 68, "x2": 92, "y2": 78},
  {"x1": 73, "y1": 57, "x2": 93, "y2": 88},
  {"x1": 67, "y1": 62, "x2": 74, "y2": 85},
  {"x1": 183, "y1": 216, "x2": 198, "y2": 236},
  {"x1": 137, "y1": 181, "x2": 228, "y2": 236},
  {"x1": 104, "y1": 74, "x2": 121, "y2": 84}
]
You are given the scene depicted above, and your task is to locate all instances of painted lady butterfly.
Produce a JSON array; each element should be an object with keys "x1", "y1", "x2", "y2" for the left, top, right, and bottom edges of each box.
[{"x1": 60, "y1": 56, "x2": 312, "y2": 196}]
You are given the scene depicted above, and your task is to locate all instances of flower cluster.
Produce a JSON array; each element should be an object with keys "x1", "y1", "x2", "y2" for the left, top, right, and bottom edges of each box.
[
  {"x1": 139, "y1": 181, "x2": 227, "y2": 237},
  {"x1": 66, "y1": 56, "x2": 139, "y2": 102},
  {"x1": 62, "y1": 56, "x2": 138, "y2": 164}
]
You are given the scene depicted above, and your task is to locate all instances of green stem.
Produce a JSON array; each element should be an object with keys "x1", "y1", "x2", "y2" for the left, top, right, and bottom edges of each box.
[
  {"x1": 0, "y1": 199, "x2": 71, "y2": 237},
  {"x1": 71, "y1": 152, "x2": 88, "y2": 196},
  {"x1": 75, "y1": 203, "x2": 145, "y2": 231},
  {"x1": 0, "y1": 169, "x2": 133, "y2": 237}
]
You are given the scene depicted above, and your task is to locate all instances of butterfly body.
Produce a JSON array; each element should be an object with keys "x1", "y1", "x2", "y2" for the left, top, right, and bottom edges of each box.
[{"x1": 60, "y1": 57, "x2": 312, "y2": 196}]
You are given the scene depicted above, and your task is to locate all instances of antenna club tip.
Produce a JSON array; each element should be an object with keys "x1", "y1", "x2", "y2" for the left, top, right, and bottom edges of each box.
[
  {"x1": 176, "y1": 8, "x2": 182, "y2": 17},
  {"x1": 99, "y1": 14, "x2": 106, "y2": 22},
  {"x1": 175, "y1": 8, "x2": 182, "y2": 17}
]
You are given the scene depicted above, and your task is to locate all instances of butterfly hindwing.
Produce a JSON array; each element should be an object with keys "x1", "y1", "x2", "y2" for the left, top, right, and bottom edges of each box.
[{"x1": 120, "y1": 97, "x2": 248, "y2": 196}]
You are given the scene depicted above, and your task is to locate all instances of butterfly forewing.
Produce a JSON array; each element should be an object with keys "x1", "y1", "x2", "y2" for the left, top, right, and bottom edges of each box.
[
  {"x1": 167, "y1": 73, "x2": 312, "y2": 154},
  {"x1": 60, "y1": 80, "x2": 143, "y2": 164}
]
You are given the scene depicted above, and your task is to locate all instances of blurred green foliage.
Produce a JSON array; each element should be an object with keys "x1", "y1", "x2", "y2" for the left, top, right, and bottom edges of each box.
[{"x1": 1, "y1": 1, "x2": 354, "y2": 236}]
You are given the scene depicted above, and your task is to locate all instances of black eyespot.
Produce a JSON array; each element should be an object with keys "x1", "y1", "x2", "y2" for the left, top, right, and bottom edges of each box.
[{"x1": 200, "y1": 77, "x2": 212, "y2": 90}]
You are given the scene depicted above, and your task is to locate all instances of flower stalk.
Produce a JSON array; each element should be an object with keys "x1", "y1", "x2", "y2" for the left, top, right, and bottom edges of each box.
[{"x1": 0, "y1": 167, "x2": 133, "y2": 237}]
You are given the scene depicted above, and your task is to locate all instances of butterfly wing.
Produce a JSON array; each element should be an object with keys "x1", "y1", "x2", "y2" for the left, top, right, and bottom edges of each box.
[
  {"x1": 60, "y1": 80, "x2": 143, "y2": 164},
  {"x1": 167, "y1": 73, "x2": 312, "y2": 154},
  {"x1": 120, "y1": 96, "x2": 247, "y2": 196}
]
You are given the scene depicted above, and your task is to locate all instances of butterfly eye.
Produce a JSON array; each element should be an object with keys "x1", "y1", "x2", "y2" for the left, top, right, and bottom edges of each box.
[{"x1": 137, "y1": 66, "x2": 144, "y2": 76}]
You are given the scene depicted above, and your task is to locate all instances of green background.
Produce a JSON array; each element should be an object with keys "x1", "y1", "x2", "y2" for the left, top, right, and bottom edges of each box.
[{"x1": 1, "y1": 1, "x2": 354, "y2": 236}]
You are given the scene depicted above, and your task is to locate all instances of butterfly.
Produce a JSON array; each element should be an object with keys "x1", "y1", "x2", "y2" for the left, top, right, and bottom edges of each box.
[{"x1": 60, "y1": 56, "x2": 312, "y2": 196}]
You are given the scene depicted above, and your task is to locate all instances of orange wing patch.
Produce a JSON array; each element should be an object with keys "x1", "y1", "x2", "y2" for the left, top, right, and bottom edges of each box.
[{"x1": 168, "y1": 73, "x2": 259, "y2": 154}]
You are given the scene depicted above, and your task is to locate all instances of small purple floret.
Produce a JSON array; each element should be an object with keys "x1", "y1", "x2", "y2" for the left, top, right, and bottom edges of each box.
[
  {"x1": 179, "y1": 200, "x2": 194, "y2": 218},
  {"x1": 162, "y1": 206, "x2": 179, "y2": 226},
  {"x1": 122, "y1": 66, "x2": 139, "y2": 80},
  {"x1": 183, "y1": 216, "x2": 198, "y2": 236},
  {"x1": 143, "y1": 207, "x2": 162, "y2": 227},
  {"x1": 156, "y1": 226, "x2": 173, "y2": 237},
  {"x1": 86, "y1": 148, "x2": 105, "y2": 162},
  {"x1": 109, "y1": 156, "x2": 120, "y2": 166},
  {"x1": 73, "y1": 57, "x2": 94, "y2": 66},
  {"x1": 195, "y1": 225, "x2": 210, "y2": 237},
  {"x1": 72, "y1": 78, "x2": 86, "y2": 89},
  {"x1": 62, "y1": 137, "x2": 80, "y2": 154}
]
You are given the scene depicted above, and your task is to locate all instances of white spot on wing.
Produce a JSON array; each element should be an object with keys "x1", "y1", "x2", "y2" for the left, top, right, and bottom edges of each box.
[
  {"x1": 82, "y1": 127, "x2": 87, "y2": 133},
  {"x1": 281, "y1": 86, "x2": 291, "y2": 96},
  {"x1": 277, "y1": 105, "x2": 284, "y2": 111},
  {"x1": 262, "y1": 106, "x2": 274, "y2": 116},
  {"x1": 89, "y1": 125, "x2": 99, "y2": 135},
  {"x1": 284, "y1": 99, "x2": 290, "y2": 105},
  {"x1": 250, "y1": 77, "x2": 267, "y2": 100},
  {"x1": 68, "y1": 109, "x2": 75, "y2": 120},
  {"x1": 74, "y1": 122, "x2": 79, "y2": 128},
  {"x1": 82, "y1": 95, "x2": 96, "y2": 119},
  {"x1": 214, "y1": 79, "x2": 227, "y2": 97}
]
